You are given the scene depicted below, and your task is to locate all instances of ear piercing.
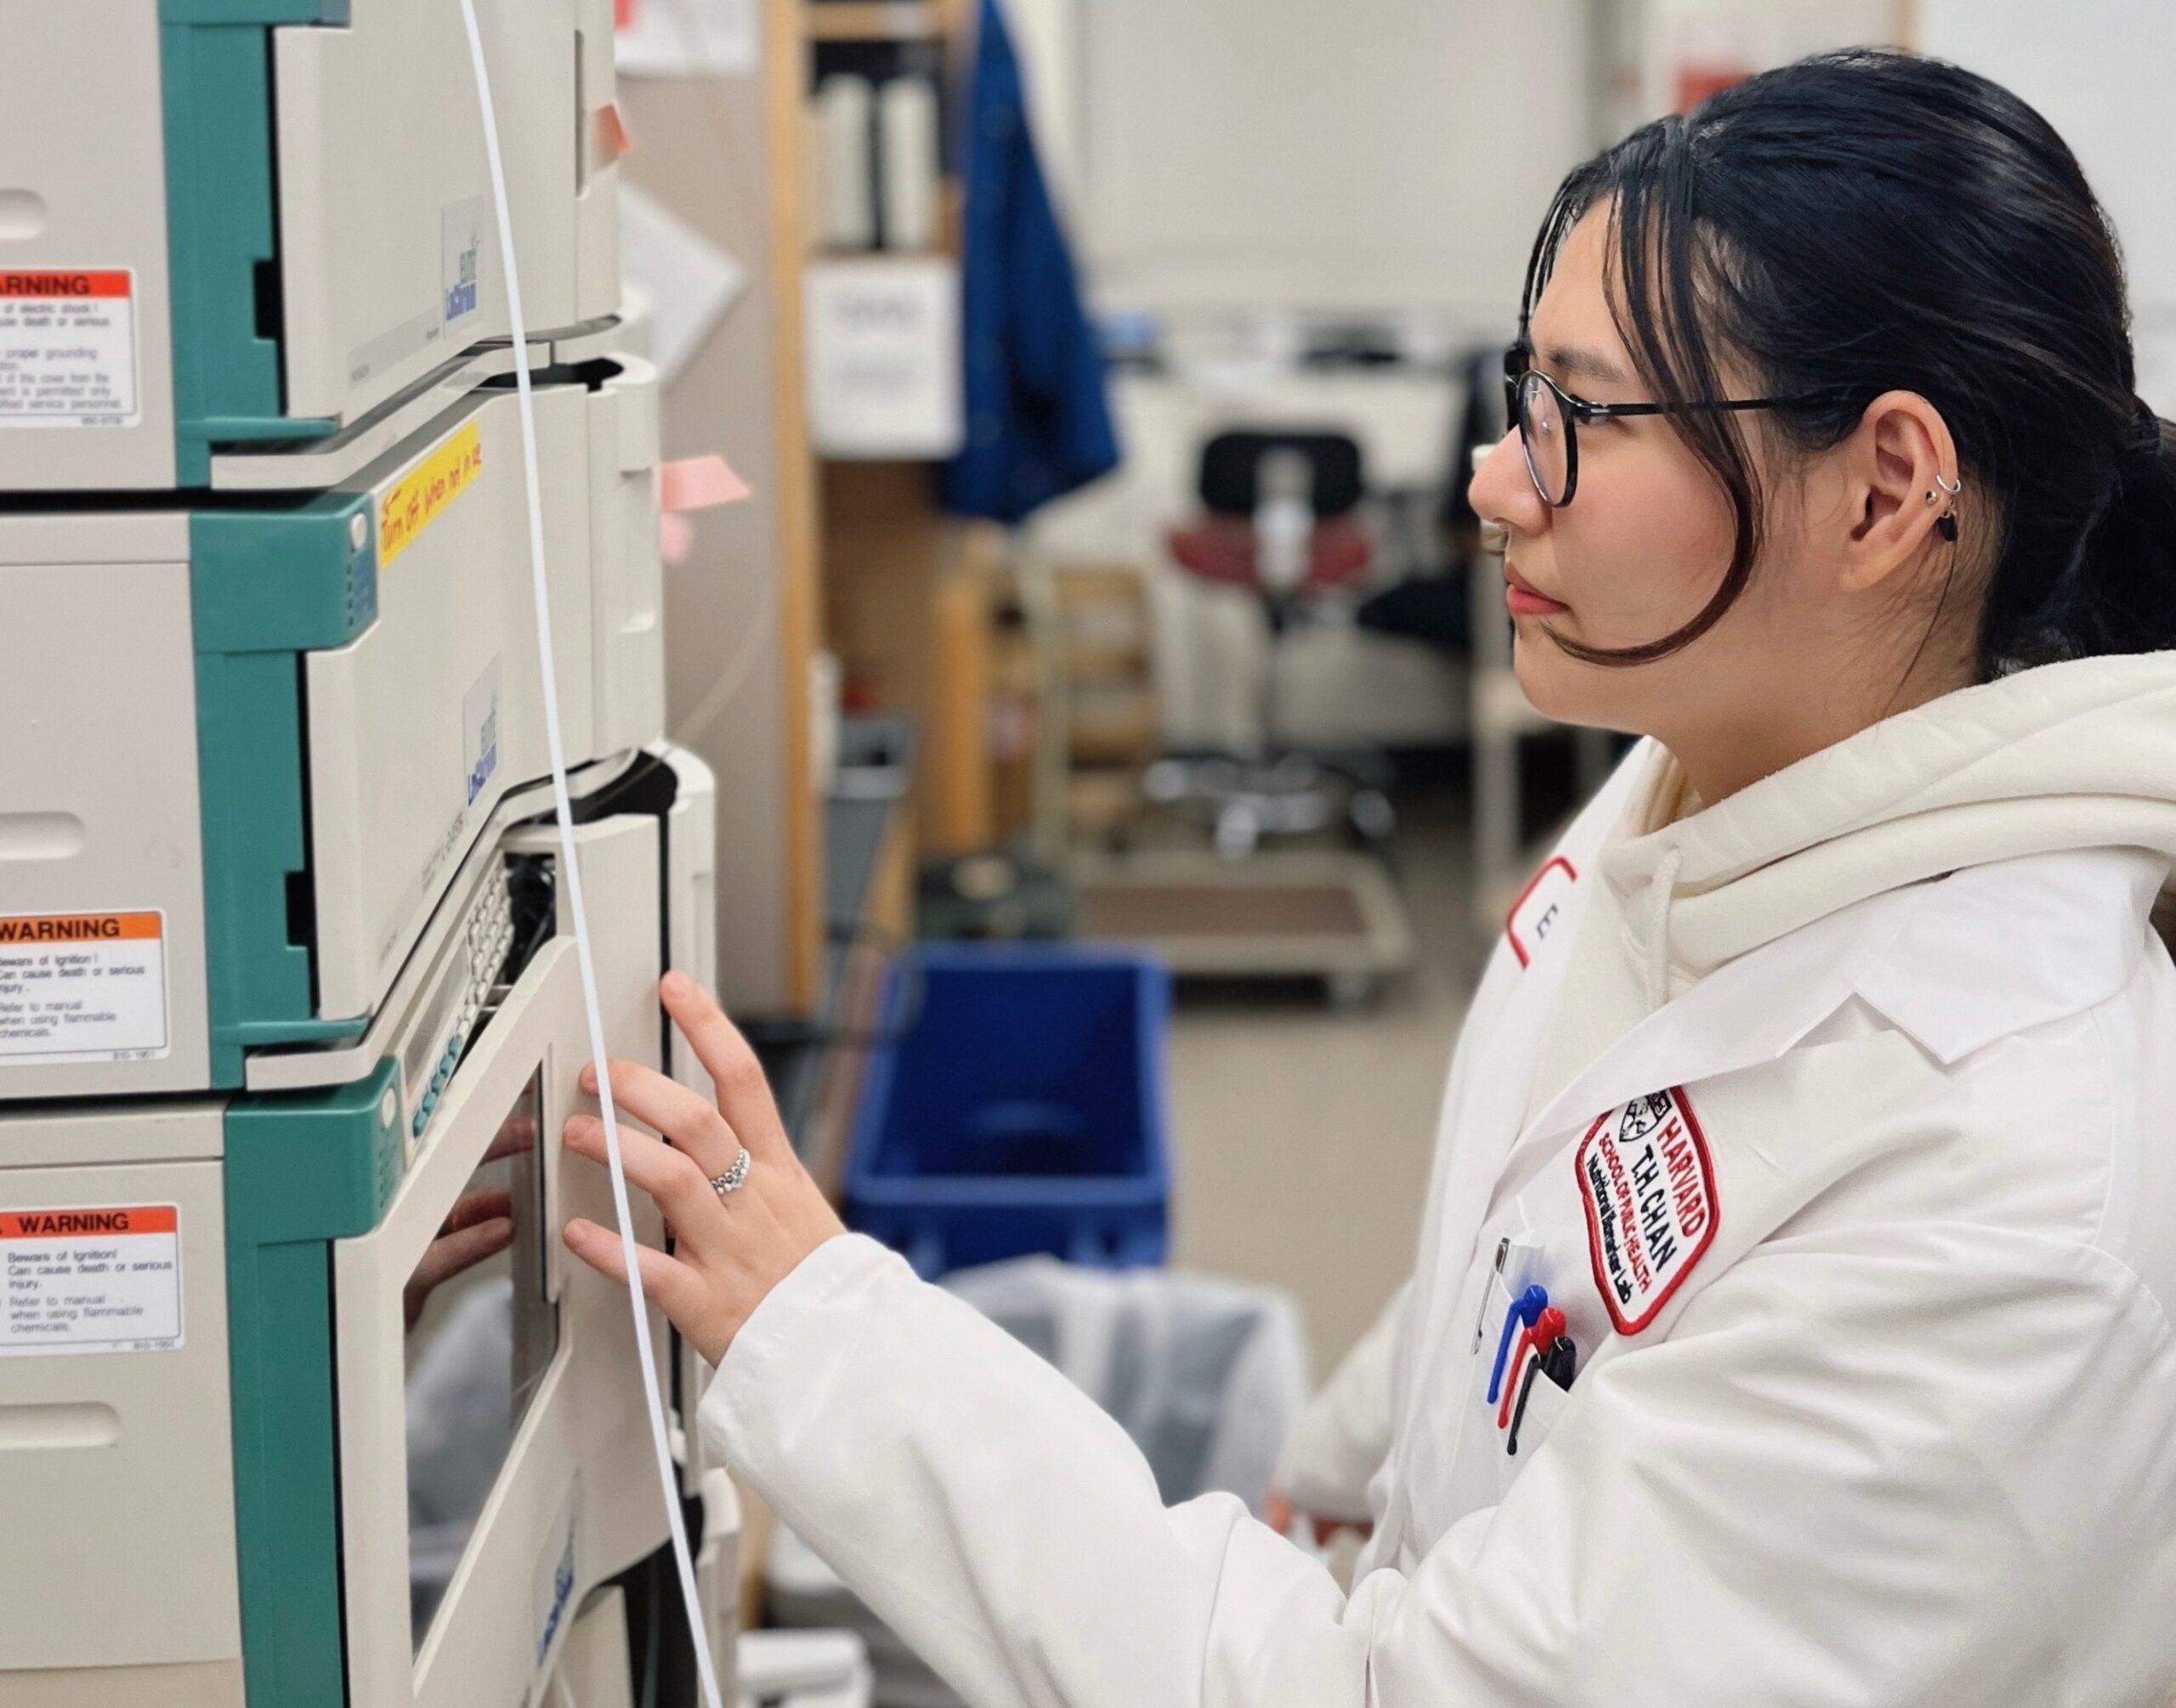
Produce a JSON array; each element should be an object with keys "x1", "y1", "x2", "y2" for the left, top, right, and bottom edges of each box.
[{"x1": 1924, "y1": 472, "x2": 1962, "y2": 542}]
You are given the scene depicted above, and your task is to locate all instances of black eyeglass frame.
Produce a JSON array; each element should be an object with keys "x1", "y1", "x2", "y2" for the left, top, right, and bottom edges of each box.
[{"x1": 1503, "y1": 352, "x2": 1836, "y2": 508}]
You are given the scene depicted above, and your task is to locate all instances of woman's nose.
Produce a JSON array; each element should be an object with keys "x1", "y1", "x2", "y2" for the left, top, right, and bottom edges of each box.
[{"x1": 1470, "y1": 428, "x2": 1546, "y2": 537}]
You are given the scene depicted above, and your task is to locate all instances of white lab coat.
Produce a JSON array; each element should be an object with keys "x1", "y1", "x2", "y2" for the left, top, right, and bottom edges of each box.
[{"x1": 704, "y1": 653, "x2": 2176, "y2": 1706}]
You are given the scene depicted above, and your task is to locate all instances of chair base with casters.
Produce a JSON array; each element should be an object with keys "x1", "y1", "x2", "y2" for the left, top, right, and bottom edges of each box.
[
  {"x1": 1144, "y1": 749, "x2": 1396, "y2": 861},
  {"x1": 1155, "y1": 428, "x2": 1397, "y2": 860}
]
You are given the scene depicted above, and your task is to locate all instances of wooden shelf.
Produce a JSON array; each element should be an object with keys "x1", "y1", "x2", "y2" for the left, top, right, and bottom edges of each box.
[
  {"x1": 807, "y1": 2, "x2": 941, "y2": 42},
  {"x1": 808, "y1": 244, "x2": 953, "y2": 263}
]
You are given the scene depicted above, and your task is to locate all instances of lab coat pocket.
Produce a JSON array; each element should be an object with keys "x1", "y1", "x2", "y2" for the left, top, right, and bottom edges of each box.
[
  {"x1": 1499, "y1": 1357, "x2": 1572, "y2": 1479},
  {"x1": 1440, "y1": 1264, "x2": 1538, "y2": 1519}
]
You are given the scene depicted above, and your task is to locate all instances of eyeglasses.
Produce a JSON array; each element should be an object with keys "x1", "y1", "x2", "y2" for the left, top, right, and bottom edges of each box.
[{"x1": 1503, "y1": 349, "x2": 1833, "y2": 508}]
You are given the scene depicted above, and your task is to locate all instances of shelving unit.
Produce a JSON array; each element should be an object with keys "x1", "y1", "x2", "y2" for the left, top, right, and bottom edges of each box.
[
  {"x1": 802, "y1": 0, "x2": 1012, "y2": 867},
  {"x1": 807, "y1": 1, "x2": 943, "y2": 42}
]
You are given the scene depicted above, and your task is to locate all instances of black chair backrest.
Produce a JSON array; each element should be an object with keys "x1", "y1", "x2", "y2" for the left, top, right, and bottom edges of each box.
[{"x1": 1197, "y1": 430, "x2": 1365, "y2": 520}]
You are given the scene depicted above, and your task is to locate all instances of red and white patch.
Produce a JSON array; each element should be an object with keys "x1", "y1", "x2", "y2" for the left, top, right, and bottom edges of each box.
[
  {"x1": 1576, "y1": 1087, "x2": 1719, "y2": 1335},
  {"x1": 1505, "y1": 857, "x2": 1578, "y2": 968}
]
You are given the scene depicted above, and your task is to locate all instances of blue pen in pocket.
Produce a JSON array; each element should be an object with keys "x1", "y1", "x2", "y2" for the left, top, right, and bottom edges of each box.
[{"x1": 1488, "y1": 1284, "x2": 1549, "y2": 1405}]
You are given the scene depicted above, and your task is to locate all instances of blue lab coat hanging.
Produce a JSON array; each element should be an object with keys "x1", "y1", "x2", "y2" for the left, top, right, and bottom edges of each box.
[{"x1": 942, "y1": 0, "x2": 1121, "y2": 523}]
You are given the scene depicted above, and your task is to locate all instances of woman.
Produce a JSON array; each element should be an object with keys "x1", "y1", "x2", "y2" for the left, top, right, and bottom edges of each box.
[{"x1": 564, "y1": 50, "x2": 2176, "y2": 1702}]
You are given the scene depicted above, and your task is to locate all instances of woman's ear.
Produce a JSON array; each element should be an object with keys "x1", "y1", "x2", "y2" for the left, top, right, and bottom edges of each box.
[{"x1": 1838, "y1": 390, "x2": 1958, "y2": 594}]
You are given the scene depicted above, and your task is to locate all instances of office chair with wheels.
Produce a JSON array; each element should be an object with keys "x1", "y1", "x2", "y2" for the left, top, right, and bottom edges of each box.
[{"x1": 1148, "y1": 428, "x2": 1396, "y2": 859}]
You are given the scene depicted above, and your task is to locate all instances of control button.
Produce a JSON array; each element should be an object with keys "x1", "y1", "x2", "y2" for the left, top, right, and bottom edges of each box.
[{"x1": 411, "y1": 1107, "x2": 427, "y2": 1137}]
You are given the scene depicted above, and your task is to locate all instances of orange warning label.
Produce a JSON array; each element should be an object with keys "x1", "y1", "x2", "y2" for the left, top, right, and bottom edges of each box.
[
  {"x1": 0, "y1": 1206, "x2": 176, "y2": 1239},
  {"x1": 0, "y1": 908, "x2": 169, "y2": 1064},
  {"x1": 1, "y1": 1202, "x2": 184, "y2": 1358},
  {"x1": 379, "y1": 420, "x2": 484, "y2": 568},
  {"x1": 0, "y1": 270, "x2": 131, "y2": 299},
  {"x1": 0, "y1": 912, "x2": 161, "y2": 945},
  {"x1": 0, "y1": 265, "x2": 139, "y2": 427}
]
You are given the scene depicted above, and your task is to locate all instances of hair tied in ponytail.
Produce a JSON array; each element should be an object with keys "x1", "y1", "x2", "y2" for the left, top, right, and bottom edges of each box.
[
  {"x1": 2063, "y1": 396, "x2": 2176, "y2": 665},
  {"x1": 2128, "y1": 399, "x2": 2170, "y2": 463}
]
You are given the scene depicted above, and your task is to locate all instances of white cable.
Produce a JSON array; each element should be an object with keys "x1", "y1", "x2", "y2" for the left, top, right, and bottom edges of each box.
[{"x1": 456, "y1": 8, "x2": 728, "y2": 1706}]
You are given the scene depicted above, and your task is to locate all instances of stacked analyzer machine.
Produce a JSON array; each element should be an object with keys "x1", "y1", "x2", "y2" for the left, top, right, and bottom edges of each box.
[{"x1": 0, "y1": 4, "x2": 734, "y2": 1705}]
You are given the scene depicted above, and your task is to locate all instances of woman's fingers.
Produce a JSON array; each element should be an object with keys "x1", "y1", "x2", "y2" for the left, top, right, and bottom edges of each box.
[
  {"x1": 561, "y1": 1113, "x2": 731, "y2": 1258},
  {"x1": 660, "y1": 972, "x2": 794, "y2": 1163},
  {"x1": 403, "y1": 1216, "x2": 515, "y2": 1329},
  {"x1": 484, "y1": 1113, "x2": 538, "y2": 1163},
  {"x1": 438, "y1": 1186, "x2": 515, "y2": 1236},
  {"x1": 581, "y1": 1056, "x2": 740, "y2": 1176},
  {"x1": 562, "y1": 1218, "x2": 717, "y2": 1351},
  {"x1": 422, "y1": 1215, "x2": 514, "y2": 1281}
]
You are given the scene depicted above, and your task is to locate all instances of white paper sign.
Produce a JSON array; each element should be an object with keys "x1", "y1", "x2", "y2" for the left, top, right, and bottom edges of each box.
[
  {"x1": 618, "y1": 184, "x2": 747, "y2": 387},
  {"x1": 615, "y1": 0, "x2": 759, "y2": 77},
  {"x1": 804, "y1": 257, "x2": 964, "y2": 460}
]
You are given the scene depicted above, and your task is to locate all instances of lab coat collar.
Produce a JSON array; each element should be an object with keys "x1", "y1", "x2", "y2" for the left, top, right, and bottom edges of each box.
[
  {"x1": 1602, "y1": 652, "x2": 2176, "y2": 990},
  {"x1": 1519, "y1": 845, "x2": 2163, "y2": 1170},
  {"x1": 1517, "y1": 888, "x2": 1878, "y2": 1168}
]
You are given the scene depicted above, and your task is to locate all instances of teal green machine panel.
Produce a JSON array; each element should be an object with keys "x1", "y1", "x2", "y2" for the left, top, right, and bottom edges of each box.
[
  {"x1": 158, "y1": 1, "x2": 347, "y2": 484},
  {"x1": 192, "y1": 495, "x2": 378, "y2": 1085},
  {"x1": 224, "y1": 1060, "x2": 402, "y2": 1707}
]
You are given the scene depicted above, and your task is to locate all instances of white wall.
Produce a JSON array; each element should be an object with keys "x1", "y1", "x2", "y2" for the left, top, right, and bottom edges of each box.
[
  {"x1": 1618, "y1": 0, "x2": 1901, "y2": 122},
  {"x1": 1062, "y1": 0, "x2": 1595, "y2": 320},
  {"x1": 1918, "y1": 0, "x2": 2176, "y2": 414},
  {"x1": 998, "y1": 0, "x2": 1091, "y2": 223}
]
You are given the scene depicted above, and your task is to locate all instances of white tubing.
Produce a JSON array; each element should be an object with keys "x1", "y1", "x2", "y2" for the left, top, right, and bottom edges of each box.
[{"x1": 456, "y1": 8, "x2": 728, "y2": 1705}]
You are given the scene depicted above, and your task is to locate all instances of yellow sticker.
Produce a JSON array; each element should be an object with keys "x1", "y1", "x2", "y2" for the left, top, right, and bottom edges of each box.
[{"x1": 378, "y1": 421, "x2": 484, "y2": 568}]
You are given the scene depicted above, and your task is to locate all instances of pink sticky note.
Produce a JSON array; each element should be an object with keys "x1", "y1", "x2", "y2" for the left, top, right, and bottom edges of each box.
[
  {"x1": 658, "y1": 511, "x2": 696, "y2": 566},
  {"x1": 660, "y1": 455, "x2": 751, "y2": 514},
  {"x1": 595, "y1": 101, "x2": 634, "y2": 164}
]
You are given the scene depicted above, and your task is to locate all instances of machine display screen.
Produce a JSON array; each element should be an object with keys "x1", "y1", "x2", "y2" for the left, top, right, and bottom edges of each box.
[{"x1": 402, "y1": 1069, "x2": 560, "y2": 1652}]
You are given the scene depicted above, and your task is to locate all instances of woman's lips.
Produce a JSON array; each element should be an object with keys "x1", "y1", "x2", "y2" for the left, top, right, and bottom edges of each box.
[{"x1": 1504, "y1": 564, "x2": 1570, "y2": 619}]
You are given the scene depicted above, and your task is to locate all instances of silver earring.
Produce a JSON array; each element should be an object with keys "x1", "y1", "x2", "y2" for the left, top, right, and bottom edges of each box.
[{"x1": 1932, "y1": 472, "x2": 1962, "y2": 543}]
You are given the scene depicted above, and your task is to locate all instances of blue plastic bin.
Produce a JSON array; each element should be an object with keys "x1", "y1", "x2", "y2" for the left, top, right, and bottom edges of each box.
[{"x1": 842, "y1": 944, "x2": 1172, "y2": 1279}]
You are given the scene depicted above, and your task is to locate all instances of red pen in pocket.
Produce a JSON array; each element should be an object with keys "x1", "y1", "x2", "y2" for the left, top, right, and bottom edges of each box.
[{"x1": 1498, "y1": 1306, "x2": 1566, "y2": 1430}]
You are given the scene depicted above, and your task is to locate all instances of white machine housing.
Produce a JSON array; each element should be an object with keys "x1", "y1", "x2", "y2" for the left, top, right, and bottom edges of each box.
[
  {"x1": 0, "y1": 359, "x2": 665, "y2": 1102},
  {"x1": 0, "y1": 1101, "x2": 245, "y2": 1707},
  {"x1": 307, "y1": 364, "x2": 666, "y2": 1021},
  {"x1": 0, "y1": 0, "x2": 621, "y2": 491},
  {"x1": 0, "y1": 767, "x2": 720, "y2": 1707},
  {"x1": 338, "y1": 811, "x2": 671, "y2": 1706}
]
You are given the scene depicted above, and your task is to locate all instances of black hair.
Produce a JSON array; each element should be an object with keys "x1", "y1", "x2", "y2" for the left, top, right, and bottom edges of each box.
[{"x1": 1519, "y1": 47, "x2": 2176, "y2": 677}]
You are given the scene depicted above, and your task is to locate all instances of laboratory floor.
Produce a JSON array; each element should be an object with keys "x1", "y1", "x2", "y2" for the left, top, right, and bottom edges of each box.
[{"x1": 1166, "y1": 790, "x2": 1481, "y2": 1380}]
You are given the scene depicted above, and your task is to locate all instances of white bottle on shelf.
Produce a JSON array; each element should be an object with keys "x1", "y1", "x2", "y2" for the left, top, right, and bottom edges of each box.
[
  {"x1": 878, "y1": 76, "x2": 941, "y2": 252},
  {"x1": 817, "y1": 73, "x2": 876, "y2": 251}
]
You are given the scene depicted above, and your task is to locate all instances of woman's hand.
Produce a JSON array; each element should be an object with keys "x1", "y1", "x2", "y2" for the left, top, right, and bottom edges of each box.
[
  {"x1": 402, "y1": 1106, "x2": 538, "y2": 1330},
  {"x1": 403, "y1": 1188, "x2": 513, "y2": 1330},
  {"x1": 558, "y1": 970, "x2": 845, "y2": 1366}
]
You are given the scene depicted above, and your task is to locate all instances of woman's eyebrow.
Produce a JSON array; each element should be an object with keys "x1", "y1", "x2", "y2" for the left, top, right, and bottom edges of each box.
[{"x1": 1544, "y1": 343, "x2": 1631, "y2": 387}]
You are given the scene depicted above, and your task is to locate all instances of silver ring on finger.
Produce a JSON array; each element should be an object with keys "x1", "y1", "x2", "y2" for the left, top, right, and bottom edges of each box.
[{"x1": 710, "y1": 1147, "x2": 752, "y2": 1199}]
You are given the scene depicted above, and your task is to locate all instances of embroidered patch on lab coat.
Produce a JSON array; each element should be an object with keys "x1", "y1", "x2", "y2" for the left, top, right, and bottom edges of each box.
[
  {"x1": 1506, "y1": 857, "x2": 1578, "y2": 967},
  {"x1": 1576, "y1": 1087, "x2": 1719, "y2": 1334}
]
